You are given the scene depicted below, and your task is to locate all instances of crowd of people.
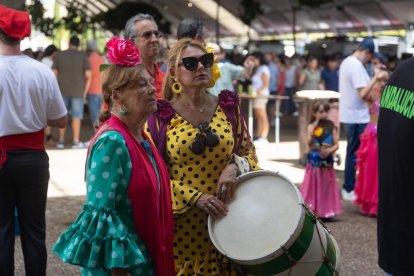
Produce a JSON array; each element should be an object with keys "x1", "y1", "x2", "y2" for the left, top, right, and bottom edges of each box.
[{"x1": 1, "y1": 4, "x2": 413, "y2": 276}]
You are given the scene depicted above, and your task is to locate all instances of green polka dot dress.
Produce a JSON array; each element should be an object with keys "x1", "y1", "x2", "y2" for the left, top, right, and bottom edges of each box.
[
  {"x1": 164, "y1": 107, "x2": 259, "y2": 275},
  {"x1": 53, "y1": 131, "x2": 153, "y2": 275}
]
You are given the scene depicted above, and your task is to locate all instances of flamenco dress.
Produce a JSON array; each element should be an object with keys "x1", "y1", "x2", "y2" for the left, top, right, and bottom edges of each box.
[
  {"x1": 354, "y1": 101, "x2": 380, "y2": 216},
  {"x1": 300, "y1": 133, "x2": 343, "y2": 218}
]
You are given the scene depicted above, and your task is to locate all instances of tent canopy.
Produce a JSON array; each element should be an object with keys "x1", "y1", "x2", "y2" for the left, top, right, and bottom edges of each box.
[{"x1": 56, "y1": 0, "x2": 413, "y2": 39}]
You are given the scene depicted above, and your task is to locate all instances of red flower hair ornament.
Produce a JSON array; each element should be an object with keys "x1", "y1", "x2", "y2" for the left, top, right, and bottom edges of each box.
[{"x1": 106, "y1": 36, "x2": 142, "y2": 67}]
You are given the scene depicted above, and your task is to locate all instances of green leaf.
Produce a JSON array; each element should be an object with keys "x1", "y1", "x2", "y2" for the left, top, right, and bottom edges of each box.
[{"x1": 99, "y1": 64, "x2": 111, "y2": 72}]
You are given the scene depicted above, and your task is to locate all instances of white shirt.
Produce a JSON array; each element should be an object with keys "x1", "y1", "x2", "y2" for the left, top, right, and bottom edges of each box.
[
  {"x1": 339, "y1": 55, "x2": 370, "y2": 124},
  {"x1": 0, "y1": 55, "x2": 67, "y2": 136},
  {"x1": 251, "y1": 65, "x2": 270, "y2": 95},
  {"x1": 41, "y1": 56, "x2": 53, "y2": 69}
]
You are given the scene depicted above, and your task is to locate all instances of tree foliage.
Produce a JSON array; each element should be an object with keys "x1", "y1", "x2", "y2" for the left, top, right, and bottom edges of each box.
[
  {"x1": 26, "y1": 0, "x2": 170, "y2": 37},
  {"x1": 26, "y1": 0, "x2": 60, "y2": 36},
  {"x1": 98, "y1": 2, "x2": 171, "y2": 34}
]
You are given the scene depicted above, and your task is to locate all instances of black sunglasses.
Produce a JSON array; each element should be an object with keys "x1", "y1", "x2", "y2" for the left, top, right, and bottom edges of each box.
[
  {"x1": 179, "y1": 53, "x2": 214, "y2": 71},
  {"x1": 136, "y1": 30, "x2": 162, "y2": 39},
  {"x1": 189, "y1": 123, "x2": 220, "y2": 155}
]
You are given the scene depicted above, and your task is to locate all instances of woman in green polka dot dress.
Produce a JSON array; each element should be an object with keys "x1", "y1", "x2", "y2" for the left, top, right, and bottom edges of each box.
[
  {"x1": 147, "y1": 38, "x2": 260, "y2": 275},
  {"x1": 53, "y1": 37, "x2": 175, "y2": 276}
]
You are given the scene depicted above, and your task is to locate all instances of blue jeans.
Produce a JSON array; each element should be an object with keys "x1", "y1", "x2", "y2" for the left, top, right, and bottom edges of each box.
[
  {"x1": 62, "y1": 96, "x2": 85, "y2": 119},
  {"x1": 282, "y1": 87, "x2": 297, "y2": 114},
  {"x1": 87, "y1": 94, "x2": 103, "y2": 125},
  {"x1": 342, "y1": 123, "x2": 367, "y2": 192}
]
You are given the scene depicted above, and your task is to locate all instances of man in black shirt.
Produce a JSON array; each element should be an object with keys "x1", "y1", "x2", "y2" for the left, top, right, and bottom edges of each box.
[{"x1": 377, "y1": 57, "x2": 414, "y2": 276}]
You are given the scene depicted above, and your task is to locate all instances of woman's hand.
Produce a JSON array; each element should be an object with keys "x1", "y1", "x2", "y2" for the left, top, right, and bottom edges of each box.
[
  {"x1": 112, "y1": 268, "x2": 130, "y2": 276},
  {"x1": 217, "y1": 164, "x2": 238, "y2": 203},
  {"x1": 196, "y1": 194, "x2": 228, "y2": 219}
]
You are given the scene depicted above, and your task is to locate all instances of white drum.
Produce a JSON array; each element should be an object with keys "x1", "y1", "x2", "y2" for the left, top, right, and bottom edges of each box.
[{"x1": 208, "y1": 170, "x2": 340, "y2": 275}]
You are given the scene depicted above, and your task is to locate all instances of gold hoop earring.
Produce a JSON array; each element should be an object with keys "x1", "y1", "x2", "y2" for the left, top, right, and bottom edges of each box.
[
  {"x1": 119, "y1": 104, "x2": 127, "y2": 116},
  {"x1": 207, "y1": 79, "x2": 215, "y2": 88},
  {"x1": 172, "y1": 79, "x2": 182, "y2": 94}
]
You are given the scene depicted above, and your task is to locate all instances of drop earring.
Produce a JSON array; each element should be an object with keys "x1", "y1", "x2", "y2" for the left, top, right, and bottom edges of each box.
[{"x1": 119, "y1": 104, "x2": 127, "y2": 116}]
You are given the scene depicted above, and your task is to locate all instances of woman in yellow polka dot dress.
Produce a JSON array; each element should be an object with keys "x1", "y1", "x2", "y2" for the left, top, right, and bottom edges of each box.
[{"x1": 147, "y1": 38, "x2": 259, "y2": 275}]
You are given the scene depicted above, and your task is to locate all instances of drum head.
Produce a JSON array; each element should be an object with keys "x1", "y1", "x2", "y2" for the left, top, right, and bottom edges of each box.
[{"x1": 208, "y1": 170, "x2": 304, "y2": 263}]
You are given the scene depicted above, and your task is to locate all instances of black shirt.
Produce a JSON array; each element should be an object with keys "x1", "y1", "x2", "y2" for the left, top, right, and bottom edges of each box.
[{"x1": 377, "y1": 57, "x2": 414, "y2": 275}]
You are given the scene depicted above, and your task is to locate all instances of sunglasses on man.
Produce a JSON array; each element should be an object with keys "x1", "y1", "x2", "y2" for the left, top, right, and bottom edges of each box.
[
  {"x1": 136, "y1": 30, "x2": 162, "y2": 39},
  {"x1": 179, "y1": 53, "x2": 214, "y2": 71},
  {"x1": 189, "y1": 123, "x2": 220, "y2": 155}
]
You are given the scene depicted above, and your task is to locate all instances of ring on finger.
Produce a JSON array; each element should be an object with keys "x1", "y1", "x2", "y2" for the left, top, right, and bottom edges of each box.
[
  {"x1": 221, "y1": 185, "x2": 228, "y2": 192},
  {"x1": 208, "y1": 202, "x2": 213, "y2": 208}
]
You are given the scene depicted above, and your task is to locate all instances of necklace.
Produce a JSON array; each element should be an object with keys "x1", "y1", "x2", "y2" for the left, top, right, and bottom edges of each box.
[{"x1": 184, "y1": 102, "x2": 206, "y2": 113}]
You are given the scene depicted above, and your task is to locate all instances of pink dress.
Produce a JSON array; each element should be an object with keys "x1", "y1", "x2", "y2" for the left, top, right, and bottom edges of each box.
[
  {"x1": 300, "y1": 129, "x2": 343, "y2": 218},
  {"x1": 354, "y1": 101, "x2": 380, "y2": 216}
]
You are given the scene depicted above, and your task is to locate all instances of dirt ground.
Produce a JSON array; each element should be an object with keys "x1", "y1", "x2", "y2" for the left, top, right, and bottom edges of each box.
[
  {"x1": 13, "y1": 194, "x2": 382, "y2": 276},
  {"x1": 13, "y1": 114, "x2": 383, "y2": 275}
]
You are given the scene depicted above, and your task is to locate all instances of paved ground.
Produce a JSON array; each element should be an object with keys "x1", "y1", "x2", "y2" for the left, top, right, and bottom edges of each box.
[{"x1": 13, "y1": 115, "x2": 384, "y2": 275}]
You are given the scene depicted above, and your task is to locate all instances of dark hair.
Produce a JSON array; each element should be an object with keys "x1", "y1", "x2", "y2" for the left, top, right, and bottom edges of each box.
[
  {"x1": 309, "y1": 99, "x2": 330, "y2": 124},
  {"x1": 44, "y1": 44, "x2": 58, "y2": 57},
  {"x1": 250, "y1": 51, "x2": 266, "y2": 65},
  {"x1": 177, "y1": 17, "x2": 204, "y2": 40},
  {"x1": 306, "y1": 55, "x2": 317, "y2": 63},
  {"x1": 0, "y1": 28, "x2": 20, "y2": 46},
  {"x1": 69, "y1": 36, "x2": 80, "y2": 47}
]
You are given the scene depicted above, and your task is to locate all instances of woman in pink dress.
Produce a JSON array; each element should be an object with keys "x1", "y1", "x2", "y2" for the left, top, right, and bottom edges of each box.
[
  {"x1": 300, "y1": 100, "x2": 343, "y2": 219},
  {"x1": 354, "y1": 68, "x2": 389, "y2": 216}
]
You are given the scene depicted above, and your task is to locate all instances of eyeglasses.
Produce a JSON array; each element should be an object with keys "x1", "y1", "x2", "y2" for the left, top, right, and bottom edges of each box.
[
  {"x1": 179, "y1": 53, "x2": 214, "y2": 71},
  {"x1": 136, "y1": 30, "x2": 162, "y2": 39},
  {"x1": 189, "y1": 123, "x2": 220, "y2": 155}
]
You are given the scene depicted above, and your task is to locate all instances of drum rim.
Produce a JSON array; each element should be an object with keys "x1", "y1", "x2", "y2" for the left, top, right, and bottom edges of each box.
[{"x1": 208, "y1": 170, "x2": 307, "y2": 265}]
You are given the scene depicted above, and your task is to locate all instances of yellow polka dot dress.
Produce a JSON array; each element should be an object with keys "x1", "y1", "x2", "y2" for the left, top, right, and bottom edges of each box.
[{"x1": 164, "y1": 106, "x2": 259, "y2": 275}]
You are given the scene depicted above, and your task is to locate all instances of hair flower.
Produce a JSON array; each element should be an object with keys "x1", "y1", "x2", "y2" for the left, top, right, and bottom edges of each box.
[
  {"x1": 206, "y1": 46, "x2": 221, "y2": 88},
  {"x1": 106, "y1": 36, "x2": 142, "y2": 66}
]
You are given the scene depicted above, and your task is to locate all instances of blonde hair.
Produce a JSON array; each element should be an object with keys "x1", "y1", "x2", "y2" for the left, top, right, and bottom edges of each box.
[
  {"x1": 162, "y1": 38, "x2": 207, "y2": 100},
  {"x1": 98, "y1": 64, "x2": 145, "y2": 124}
]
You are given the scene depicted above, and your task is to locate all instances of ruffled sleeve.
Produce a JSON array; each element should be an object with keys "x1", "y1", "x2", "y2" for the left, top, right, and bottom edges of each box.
[
  {"x1": 170, "y1": 179, "x2": 203, "y2": 215},
  {"x1": 52, "y1": 131, "x2": 152, "y2": 271},
  {"x1": 53, "y1": 205, "x2": 150, "y2": 270}
]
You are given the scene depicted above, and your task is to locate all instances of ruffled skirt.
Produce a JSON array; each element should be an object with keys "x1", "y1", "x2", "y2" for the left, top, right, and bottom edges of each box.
[
  {"x1": 354, "y1": 124, "x2": 378, "y2": 216},
  {"x1": 300, "y1": 156, "x2": 343, "y2": 218}
]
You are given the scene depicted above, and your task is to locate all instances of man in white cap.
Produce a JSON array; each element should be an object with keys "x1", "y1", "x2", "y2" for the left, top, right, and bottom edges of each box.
[{"x1": 0, "y1": 5, "x2": 67, "y2": 275}]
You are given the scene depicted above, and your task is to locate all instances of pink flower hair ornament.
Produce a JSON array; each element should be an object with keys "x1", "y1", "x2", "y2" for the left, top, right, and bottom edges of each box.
[{"x1": 106, "y1": 36, "x2": 142, "y2": 67}]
